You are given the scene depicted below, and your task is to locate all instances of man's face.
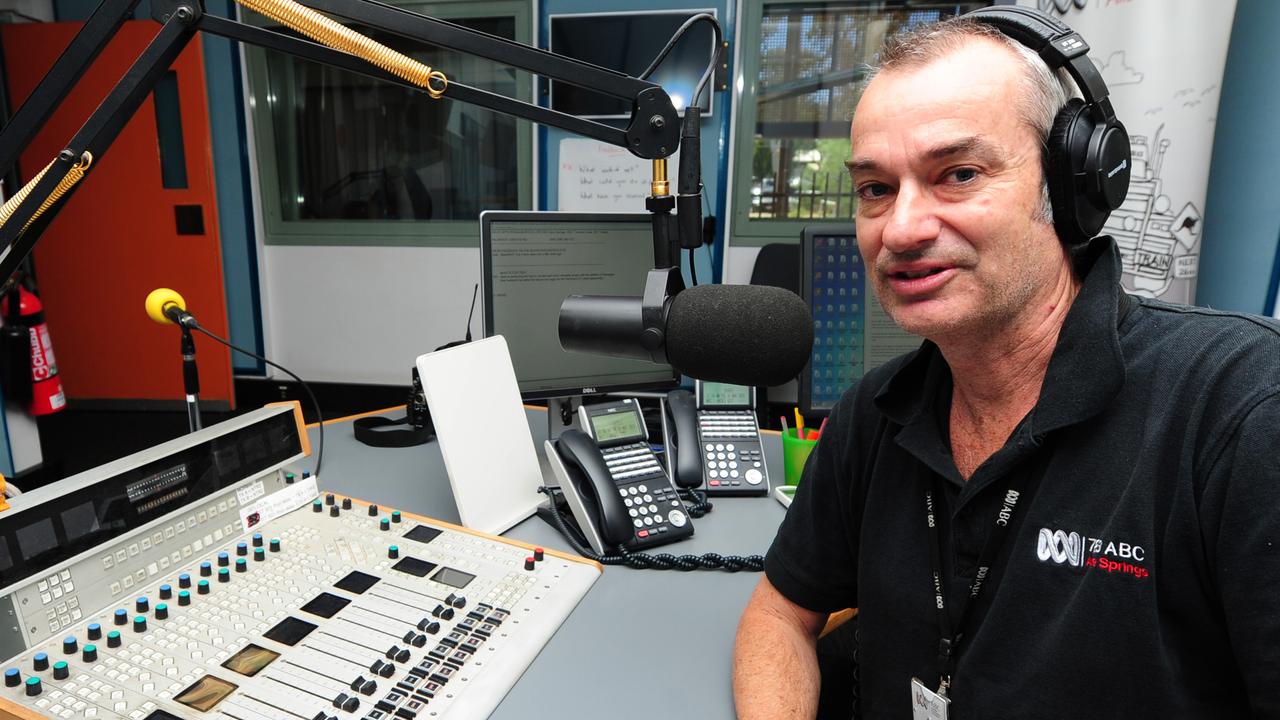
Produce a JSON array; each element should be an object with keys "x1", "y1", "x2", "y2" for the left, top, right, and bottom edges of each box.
[{"x1": 849, "y1": 38, "x2": 1066, "y2": 342}]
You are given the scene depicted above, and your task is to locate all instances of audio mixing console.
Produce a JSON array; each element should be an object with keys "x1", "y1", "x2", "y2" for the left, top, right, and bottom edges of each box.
[{"x1": 0, "y1": 404, "x2": 601, "y2": 719}]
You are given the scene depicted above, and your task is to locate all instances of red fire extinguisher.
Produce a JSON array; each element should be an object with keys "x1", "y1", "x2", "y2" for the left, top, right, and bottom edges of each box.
[{"x1": 1, "y1": 286, "x2": 66, "y2": 416}]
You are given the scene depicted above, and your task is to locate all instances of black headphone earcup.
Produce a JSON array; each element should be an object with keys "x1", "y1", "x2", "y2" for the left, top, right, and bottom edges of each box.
[{"x1": 1045, "y1": 98, "x2": 1090, "y2": 246}]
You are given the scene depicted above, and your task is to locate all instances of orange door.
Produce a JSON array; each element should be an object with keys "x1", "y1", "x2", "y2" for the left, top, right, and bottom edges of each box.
[{"x1": 2, "y1": 20, "x2": 234, "y2": 407}]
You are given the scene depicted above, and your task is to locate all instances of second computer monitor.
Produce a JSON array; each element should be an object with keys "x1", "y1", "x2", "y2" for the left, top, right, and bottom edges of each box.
[
  {"x1": 480, "y1": 211, "x2": 679, "y2": 400},
  {"x1": 799, "y1": 224, "x2": 921, "y2": 416}
]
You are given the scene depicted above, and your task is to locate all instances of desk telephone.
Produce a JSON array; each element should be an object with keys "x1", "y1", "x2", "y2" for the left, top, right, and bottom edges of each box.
[
  {"x1": 543, "y1": 398, "x2": 694, "y2": 554},
  {"x1": 663, "y1": 381, "x2": 770, "y2": 496}
]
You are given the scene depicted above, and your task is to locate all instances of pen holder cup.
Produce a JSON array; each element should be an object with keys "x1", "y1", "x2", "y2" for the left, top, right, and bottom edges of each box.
[{"x1": 781, "y1": 428, "x2": 819, "y2": 486}]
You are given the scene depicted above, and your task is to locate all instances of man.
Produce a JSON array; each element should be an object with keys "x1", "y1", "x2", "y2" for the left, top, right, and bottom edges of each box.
[{"x1": 733, "y1": 15, "x2": 1280, "y2": 720}]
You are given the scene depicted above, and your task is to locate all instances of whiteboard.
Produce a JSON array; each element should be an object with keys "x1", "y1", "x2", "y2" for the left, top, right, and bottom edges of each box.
[{"x1": 558, "y1": 138, "x2": 680, "y2": 212}]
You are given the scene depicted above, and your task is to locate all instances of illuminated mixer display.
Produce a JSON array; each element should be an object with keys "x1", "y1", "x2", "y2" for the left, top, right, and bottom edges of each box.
[{"x1": 0, "y1": 405, "x2": 601, "y2": 719}]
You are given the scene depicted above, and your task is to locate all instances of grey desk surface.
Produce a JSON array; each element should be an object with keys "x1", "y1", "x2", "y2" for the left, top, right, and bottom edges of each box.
[{"x1": 298, "y1": 408, "x2": 787, "y2": 719}]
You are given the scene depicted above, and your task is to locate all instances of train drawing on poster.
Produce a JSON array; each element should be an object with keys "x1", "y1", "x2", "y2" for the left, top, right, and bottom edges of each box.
[{"x1": 1104, "y1": 127, "x2": 1203, "y2": 299}]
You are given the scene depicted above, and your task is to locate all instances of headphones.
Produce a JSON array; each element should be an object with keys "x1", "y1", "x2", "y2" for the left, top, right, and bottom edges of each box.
[{"x1": 964, "y1": 5, "x2": 1131, "y2": 246}]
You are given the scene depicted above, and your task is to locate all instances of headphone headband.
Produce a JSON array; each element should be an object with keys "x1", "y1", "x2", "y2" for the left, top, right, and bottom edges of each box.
[{"x1": 960, "y1": 5, "x2": 1131, "y2": 245}]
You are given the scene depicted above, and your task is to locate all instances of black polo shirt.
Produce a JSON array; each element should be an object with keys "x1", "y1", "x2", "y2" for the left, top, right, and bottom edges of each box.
[{"x1": 766, "y1": 238, "x2": 1280, "y2": 719}]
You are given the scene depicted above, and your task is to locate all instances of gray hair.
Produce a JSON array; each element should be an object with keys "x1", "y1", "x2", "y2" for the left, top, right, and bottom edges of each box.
[{"x1": 862, "y1": 18, "x2": 1080, "y2": 224}]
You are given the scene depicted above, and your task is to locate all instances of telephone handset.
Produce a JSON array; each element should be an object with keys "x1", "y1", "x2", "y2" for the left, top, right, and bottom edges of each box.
[
  {"x1": 661, "y1": 381, "x2": 770, "y2": 496},
  {"x1": 543, "y1": 398, "x2": 694, "y2": 554}
]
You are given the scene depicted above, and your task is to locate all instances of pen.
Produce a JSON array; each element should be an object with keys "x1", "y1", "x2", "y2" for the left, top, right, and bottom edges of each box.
[
  {"x1": 780, "y1": 415, "x2": 789, "y2": 437},
  {"x1": 794, "y1": 408, "x2": 805, "y2": 440},
  {"x1": 817, "y1": 417, "x2": 828, "y2": 439}
]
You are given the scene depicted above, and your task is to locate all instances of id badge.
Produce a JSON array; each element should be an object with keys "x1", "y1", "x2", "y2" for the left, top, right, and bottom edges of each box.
[{"x1": 910, "y1": 677, "x2": 950, "y2": 720}]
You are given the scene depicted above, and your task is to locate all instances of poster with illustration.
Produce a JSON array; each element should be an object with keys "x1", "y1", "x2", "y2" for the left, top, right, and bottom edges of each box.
[{"x1": 1019, "y1": 0, "x2": 1236, "y2": 303}]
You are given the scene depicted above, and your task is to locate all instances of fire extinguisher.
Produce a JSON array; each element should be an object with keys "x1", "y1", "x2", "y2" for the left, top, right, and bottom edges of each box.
[{"x1": 1, "y1": 285, "x2": 66, "y2": 416}]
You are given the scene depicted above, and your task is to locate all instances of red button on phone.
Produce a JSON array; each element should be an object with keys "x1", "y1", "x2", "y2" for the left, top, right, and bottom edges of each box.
[
  {"x1": 637, "y1": 530, "x2": 649, "y2": 538},
  {"x1": 709, "y1": 480, "x2": 720, "y2": 486}
]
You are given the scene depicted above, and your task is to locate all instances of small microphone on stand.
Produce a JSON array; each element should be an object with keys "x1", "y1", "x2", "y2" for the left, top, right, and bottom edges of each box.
[{"x1": 145, "y1": 288, "x2": 202, "y2": 432}]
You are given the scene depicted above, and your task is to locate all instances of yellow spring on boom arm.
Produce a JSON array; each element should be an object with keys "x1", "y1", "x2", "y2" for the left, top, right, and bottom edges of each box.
[
  {"x1": 235, "y1": 0, "x2": 448, "y2": 98},
  {"x1": 0, "y1": 152, "x2": 93, "y2": 235}
]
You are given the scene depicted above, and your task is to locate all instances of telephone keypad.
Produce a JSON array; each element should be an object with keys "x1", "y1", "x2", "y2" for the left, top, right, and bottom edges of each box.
[
  {"x1": 599, "y1": 442, "x2": 691, "y2": 548},
  {"x1": 696, "y1": 411, "x2": 769, "y2": 495}
]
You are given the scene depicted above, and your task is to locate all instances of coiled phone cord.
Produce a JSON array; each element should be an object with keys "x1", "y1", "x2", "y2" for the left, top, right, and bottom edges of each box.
[
  {"x1": 536, "y1": 487, "x2": 764, "y2": 572},
  {"x1": 678, "y1": 488, "x2": 713, "y2": 518}
]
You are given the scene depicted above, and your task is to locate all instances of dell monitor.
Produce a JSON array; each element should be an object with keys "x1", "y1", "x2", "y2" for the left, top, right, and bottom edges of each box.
[
  {"x1": 480, "y1": 211, "x2": 679, "y2": 400},
  {"x1": 799, "y1": 224, "x2": 921, "y2": 416}
]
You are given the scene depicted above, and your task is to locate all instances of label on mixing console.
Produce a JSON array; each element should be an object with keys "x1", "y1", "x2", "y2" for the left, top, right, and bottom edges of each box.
[
  {"x1": 235, "y1": 480, "x2": 266, "y2": 506},
  {"x1": 238, "y1": 475, "x2": 317, "y2": 529}
]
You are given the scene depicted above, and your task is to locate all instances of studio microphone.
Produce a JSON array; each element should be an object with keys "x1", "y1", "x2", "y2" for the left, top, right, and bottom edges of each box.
[
  {"x1": 558, "y1": 268, "x2": 813, "y2": 387},
  {"x1": 145, "y1": 288, "x2": 198, "y2": 329}
]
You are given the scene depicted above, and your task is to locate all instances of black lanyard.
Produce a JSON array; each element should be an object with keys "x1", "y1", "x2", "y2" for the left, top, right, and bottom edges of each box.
[{"x1": 923, "y1": 474, "x2": 1031, "y2": 693}]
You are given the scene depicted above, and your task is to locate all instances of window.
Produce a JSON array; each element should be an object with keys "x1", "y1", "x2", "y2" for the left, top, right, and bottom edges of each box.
[
  {"x1": 244, "y1": 0, "x2": 532, "y2": 246},
  {"x1": 730, "y1": 1, "x2": 985, "y2": 243}
]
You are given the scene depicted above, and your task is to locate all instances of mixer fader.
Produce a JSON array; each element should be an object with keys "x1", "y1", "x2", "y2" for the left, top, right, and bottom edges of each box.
[{"x1": 0, "y1": 405, "x2": 601, "y2": 719}]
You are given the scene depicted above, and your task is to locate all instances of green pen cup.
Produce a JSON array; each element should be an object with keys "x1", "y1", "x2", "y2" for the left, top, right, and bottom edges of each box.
[{"x1": 781, "y1": 427, "x2": 819, "y2": 486}]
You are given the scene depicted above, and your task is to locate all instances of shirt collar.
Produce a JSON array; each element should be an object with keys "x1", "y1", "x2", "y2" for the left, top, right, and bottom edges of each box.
[{"x1": 874, "y1": 237, "x2": 1129, "y2": 435}]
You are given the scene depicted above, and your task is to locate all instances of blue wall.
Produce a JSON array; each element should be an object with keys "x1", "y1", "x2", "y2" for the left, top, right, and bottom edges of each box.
[
  {"x1": 53, "y1": 0, "x2": 264, "y2": 371},
  {"x1": 1198, "y1": 0, "x2": 1280, "y2": 315},
  {"x1": 538, "y1": 0, "x2": 735, "y2": 285}
]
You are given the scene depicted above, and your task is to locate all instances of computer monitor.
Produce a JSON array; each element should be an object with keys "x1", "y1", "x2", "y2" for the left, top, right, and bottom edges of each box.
[
  {"x1": 548, "y1": 10, "x2": 717, "y2": 119},
  {"x1": 798, "y1": 224, "x2": 921, "y2": 416},
  {"x1": 480, "y1": 211, "x2": 680, "y2": 400}
]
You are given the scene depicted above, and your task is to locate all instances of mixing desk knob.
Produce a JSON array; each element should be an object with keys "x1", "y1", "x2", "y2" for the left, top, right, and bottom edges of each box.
[
  {"x1": 409, "y1": 634, "x2": 427, "y2": 648},
  {"x1": 368, "y1": 504, "x2": 379, "y2": 516},
  {"x1": 236, "y1": 543, "x2": 248, "y2": 556},
  {"x1": 24, "y1": 677, "x2": 40, "y2": 696},
  {"x1": 133, "y1": 616, "x2": 147, "y2": 633},
  {"x1": 313, "y1": 500, "x2": 323, "y2": 513},
  {"x1": 52, "y1": 661, "x2": 68, "y2": 680},
  {"x1": 524, "y1": 557, "x2": 536, "y2": 571},
  {"x1": 155, "y1": 603, "x2": 169, "y2": 620},
  {"x1": 394, "y1": 648, "x2": 411, "y2": 663},
  {"x1": 197, "y1": 580, "x2": 210, "y2": 595},
  {"x1": 388, "y1": 545, "x2": 399, "y2": 559},
  {"x1": 106, "y1": 631, "x2": 121, "y2": 648},
  {"x1": 342, "y1": 498, "x2": 352, "y2": 510},
  {"x1": 218, "y1": 568, "x2": 231, "y2": 583},
  {"x1": 82, "y1": 646, "x2": 97, "y2": 663},
  {"x1": 380, "y1": 518, "x2": 390, "y2": 531},
  {"x1": 254, "y1": 547, "x2": 266, "y2": 562},
  {"x1": 200, "y1": 562, "x2": 212, "y2": 577},
  {"x1": 350, "y1": 675, "x2": 367, "y2": 691},
  {"x1": 136, "y1": 597, "x2": 150, "y2": 613},
  {"x1": 159, "y1": 584, "x2": 172, "y2": 600},
  {"x1": 253, "y1": 533, "x2": 264, "y2": 547},
  {"x1": 534, "y1": 547, "x2": 546, "y2": 562},
  {"x1": 61, "y1": 637, "x2": 77, "y2": 655},
  {"x1": 114, "y1": 609, "x2": 128, "y2": 626},
  {"x1": 330, "y1": 505, "x2": 340, "y2": 518},
  {"x1": 217, "y1": 552, "x2": 229, "y2": 567},
  {"x1": 179, "y1": 573, "x2": 191, "y2": 588},
  {"x1": 384, "y1": 646, "x2": 400, "y2": 661},
  {"x1": 391, "y1": 511, "x2": 402, "y2": 523},
  {"x1": 417, "y1": 619, "x2": 440, "y2": 634},
  {"x1": 87, "y1": 623, "x2": 102, "y2": 640},
  {"x1": 285, "y1": 471, "x2": 295, "y2": 484},
  {"x1": 178, "y1": 591, "x2": 191, "y2": 606},
  {"x1": 270, "y1": 538, "x2": 281, "y2": 552},
  {"x1": 31, "y1": 653, "x2": 47, "y2": 672},
  {"x1": 5, "y1": 668, "x2": 20, "y2": 687},
  {"x1": 325, "y1": 493, "x2": 336, "y2": 506},
  {"x1": 236, "y1": 558, "x2": 248, "y2": 573}
]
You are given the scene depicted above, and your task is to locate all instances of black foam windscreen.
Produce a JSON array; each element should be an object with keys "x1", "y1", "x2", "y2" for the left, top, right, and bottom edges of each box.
[{"x1": 664, "y1": 284, "x2": 814, "y2": 387}]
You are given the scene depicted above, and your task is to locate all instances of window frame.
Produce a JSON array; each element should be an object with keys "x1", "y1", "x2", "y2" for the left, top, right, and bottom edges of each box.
[{"x1": 242, "y1": 0, "x2": 534, "y2": 248}]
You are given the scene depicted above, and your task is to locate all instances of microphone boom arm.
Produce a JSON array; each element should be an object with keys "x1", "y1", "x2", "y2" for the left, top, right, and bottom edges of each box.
[{"x1": 0, "y1": 0, "x2": 716, "y2": 284}]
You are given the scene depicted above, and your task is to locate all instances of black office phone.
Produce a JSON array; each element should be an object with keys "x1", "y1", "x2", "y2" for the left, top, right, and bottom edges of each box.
[
  {"x1": 543, "y1": 398, "x2": 693, "y2": 554},
  {"x1": 663, "y1": 381, "x2": 769, "y2": 496}
]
